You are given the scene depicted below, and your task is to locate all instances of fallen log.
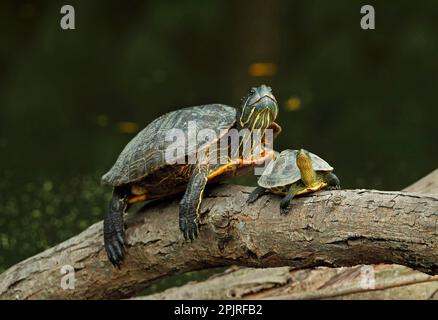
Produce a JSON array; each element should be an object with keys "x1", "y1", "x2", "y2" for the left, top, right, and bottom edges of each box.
[
  {"x1": 138, "y1": 169, "x2": 438, "y2": 300},
  {"x1": 0, "y1": 186, "x2": 437, "y2": 299},
  {"x1": 140, "y1": 264, "x2": 438, "y2": 300}
]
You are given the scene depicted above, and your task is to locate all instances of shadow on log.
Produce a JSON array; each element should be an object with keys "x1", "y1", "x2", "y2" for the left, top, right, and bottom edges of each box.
[{"x1": 0, "y1": 183, "x2": 438, "y2": 299}]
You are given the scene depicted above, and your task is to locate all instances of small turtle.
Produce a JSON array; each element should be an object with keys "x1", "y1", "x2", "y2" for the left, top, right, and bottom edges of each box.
[
  {"x1": 102, "y1": 85, "x2": 281, "y2": 266},
  {"x1": 247, "y1": 149, "x2": 340, "y2": 214}
]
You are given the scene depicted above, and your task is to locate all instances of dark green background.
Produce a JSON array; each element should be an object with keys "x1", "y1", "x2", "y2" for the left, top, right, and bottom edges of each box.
[{"x1": 0, "y1": 0, "x2": 437, "y2": 292}]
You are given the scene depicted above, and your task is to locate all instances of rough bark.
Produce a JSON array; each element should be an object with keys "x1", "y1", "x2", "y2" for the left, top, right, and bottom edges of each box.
[
  {"x1": 0, "y1": 186, "x2": 437, "y2": 299},
  {"x1": 140, "y1": 264, "x2": 438, "y2": 300},
  {"x1": 139, "y1": 169, "x2": 438, "y2": 300}
]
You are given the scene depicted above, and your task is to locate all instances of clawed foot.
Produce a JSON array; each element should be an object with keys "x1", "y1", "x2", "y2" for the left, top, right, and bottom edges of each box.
[
  {"x1": 325, "y1": 173, "x2": 341, "y2": 191},
  {"x1": 179, "y1": 217, "x2": 199, "y2": 241},
  {"x1": 247, "y1": 187, "x2": 266, "y2": 204},
  {"x1": 247, "y1": 192, "x2": 260, "y2": 204},
  {"x1": 104, "y1": 213, "x2": 125, "y2": 267},
  {"x1": 279, "y1": 199, "x2": 291, "y2": 215},
  {"x1": 280, "y1": 206, "x2": 290, "y2": 215},
  {"x1": 326, "y1": 185, "x2": 341, "y2": 191},
  {"x1": 104, "y1": 230, "x2": 125, "y2": 267}
]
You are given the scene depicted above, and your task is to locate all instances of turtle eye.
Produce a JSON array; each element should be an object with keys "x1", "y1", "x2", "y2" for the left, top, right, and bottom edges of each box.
[{"x1": 249, "y1": 88, "x2": 256, "y2": 96}]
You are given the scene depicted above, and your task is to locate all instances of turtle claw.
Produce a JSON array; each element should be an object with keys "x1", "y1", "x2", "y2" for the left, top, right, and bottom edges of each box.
[
  {"x1": 180, "y1": 218, "x2": 199, "y2": 241},
  {"x1": 104, "y1": 212, "x2": 126, "y2": 267},
  {"x1": 247, "y1": 193, "x2": 258, "y2": 204},
  {"x1": 105, "y1": 231, "x2": 125, "y2": 267},
  {"x1": 247, "y1": 186, "x2": 266, "y2": 204},
  {"x1": 279, "y1": 199, "x2": 291, "y2": 215},
  {"x1": 116, "y1": 233, "x2": 125, "y2": 247}
]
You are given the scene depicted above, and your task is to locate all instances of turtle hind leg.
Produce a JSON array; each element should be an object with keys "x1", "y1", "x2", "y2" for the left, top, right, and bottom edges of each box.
[
  {"x1": 279, "y1": 183, "x2": 303, "y2": 215},
  {"x1": 323, "y1": 172, "x2": 341, "y2": 190},
  {"x1": 104, "y1": 186, "x2": 129, "y2": 267},
  {"x1": 247, "y1": 186, "x2": 266, "y2": 204},
  {"x1": 179, "y1": 164, "x2": 209, "y2": 241}
]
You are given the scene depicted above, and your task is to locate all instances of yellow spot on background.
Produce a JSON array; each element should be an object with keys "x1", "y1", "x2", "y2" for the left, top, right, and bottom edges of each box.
[
  {"x1": 117, "y1": 122, "x2": 139, "y2": 134},
  {"x1": 285, "y1": 96, "x2": 302, "y2": 111},
  {"x1": 248, "y1": 63, "x2": 277, "y2": 77}
]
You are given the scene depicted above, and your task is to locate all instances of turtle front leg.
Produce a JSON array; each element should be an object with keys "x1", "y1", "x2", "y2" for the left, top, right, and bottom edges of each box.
[
  {"x1": 247, "y1": 186, "x2": 266, "y2": 204},
  {"x1": 104, "y1": 186, "x2": 129, "y2": 267},
  {"x1": 323, "y1": 172, "x2": 341, "y2": 190},
  {"x1": 179, "y1": 164, "x2": 209, "y2": 240},
  {"x1": 279, "y1": 183, "x2": 302, "y2": 215}
]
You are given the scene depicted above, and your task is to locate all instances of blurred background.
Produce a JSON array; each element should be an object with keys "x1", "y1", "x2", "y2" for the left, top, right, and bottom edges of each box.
[{"x1": 0, "y1": 0, "x2": 437, "y2": 292}]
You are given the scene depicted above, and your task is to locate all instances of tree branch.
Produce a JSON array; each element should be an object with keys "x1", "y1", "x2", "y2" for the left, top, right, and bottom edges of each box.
[
  {"x1": 139, "y1": 264, "x2": 438, "y2": 300},
  {"x1": 0, "y1": 186, "x2": 437, "y2": 299},
  {"x1": 137, "y1": 169, "x2": 438, "y2": 300}
]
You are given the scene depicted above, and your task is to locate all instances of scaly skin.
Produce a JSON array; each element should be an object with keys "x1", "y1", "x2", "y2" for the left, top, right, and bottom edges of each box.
[
  {"x1": 296, "y1": 149, "x2": 318, "y2": 187},
  {"x1": 179, "y1": 164, "x2": 209, "y2": 241},
  {"x1": 103, "y1": 186, "x2": 129, "y2": 267}
]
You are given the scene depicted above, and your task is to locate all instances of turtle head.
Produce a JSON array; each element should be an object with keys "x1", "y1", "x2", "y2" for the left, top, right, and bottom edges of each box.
[
  {"x1": 296, "y1": 149, "x2": 316, "y2": 186},
  {"x1": 237, "y1": 85, "x2": 278, "y2": 130}
]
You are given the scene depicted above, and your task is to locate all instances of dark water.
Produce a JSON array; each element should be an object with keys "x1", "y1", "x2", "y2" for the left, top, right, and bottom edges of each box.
[{"x1": 1, "y1": 0, "x2": 437, "y2": 286}]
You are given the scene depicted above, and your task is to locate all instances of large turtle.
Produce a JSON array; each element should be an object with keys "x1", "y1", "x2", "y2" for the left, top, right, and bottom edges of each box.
[
  {"x1": 247, "y1": 149, "x2": 340, "y2": 214},
  {"x1": 102, "y1": 85, "x2": 281, "y2": 266}
]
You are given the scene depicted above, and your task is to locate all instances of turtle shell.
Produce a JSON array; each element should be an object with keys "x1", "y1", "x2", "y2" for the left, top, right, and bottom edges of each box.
[
  {"x1": 257, "y1": 149, "x2": 334, "y2": 188},
  {"x1": 101, "y1": 104, "x2": 236, "y2": 186}
]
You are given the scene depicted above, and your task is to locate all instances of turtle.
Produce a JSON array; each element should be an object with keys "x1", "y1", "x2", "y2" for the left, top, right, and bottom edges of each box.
[
  {"x1": 247, "y1": 148, "x2": 340, "y2": 215},
  {"x1": 101, "y1": 85, "x2": 281, "y2": 266}
]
